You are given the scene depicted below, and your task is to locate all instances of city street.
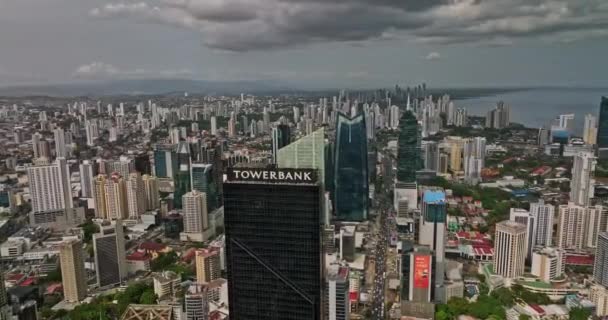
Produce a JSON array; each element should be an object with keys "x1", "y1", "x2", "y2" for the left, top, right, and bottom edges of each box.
[{"x1": 370, "y1": 195, "x2": 391, "y2": 320}]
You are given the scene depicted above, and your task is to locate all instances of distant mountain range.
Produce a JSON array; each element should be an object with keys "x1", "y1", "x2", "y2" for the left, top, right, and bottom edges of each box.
[{"x1": 0, "y1": 79, "x2": 295, "y2": 97}]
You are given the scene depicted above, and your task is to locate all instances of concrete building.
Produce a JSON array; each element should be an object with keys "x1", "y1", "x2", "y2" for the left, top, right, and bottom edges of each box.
[
  {"x1": 180, "y1": 191, "x2": 208, "y2": 242},
  {"x1": 27, "y1": 158, "x2": 73, "y2": 213},
  {"x1": 531, "y1": 247, "x2": 564, "y2": 282},
  {"x1": 153, "y1": 271, "x2": 181, "y2": 301},
  {"x1": 93, "y1": 175, "x2": 108, "y2": 219},
  {"x1": 418, "y1": 191, "x2": 446, "y2": 302},
  {"x1": 79, "y1": 160, "x2": 95, "y2": 198},
  {"x1": 59, "y1": 239, "x2": 87, "y2": 302},
  {"x1": 494, "y1": 220, "x2": 526, "y2": 278},
  {"x1": 557, "y1": 202, "x2": 603, "y2": 250},
  {"x1": 530, "y1": 200, "x2": 554, "y2": 247},
  {"x1": 126, "y1": 173, "x2": 145, "y2": 220},
  {"x1": 584, "y1": 114, "x2": 598, "y2": 145},
  {"x1": 570, "y1": 152, "x2": 596, "y2": 207},
  {"x1": 401, "y1": 246, "x2": 436, "y2": 320},
  {"x1": 325, "y1": 264, "x2": 350, "y2": 320},
  {"x1": 594, "y1": 232, "x2": 608, "y2": 287},
  {"x1": 509, "y1": 208, "x2": 535, "y2": 261},
  {"x1": 105, "y1": 174, "x2": 129, "y2": 220},
  {"x1": 184, "y1": 284, "x2": 209, "y2": 320},
  {"x1": 142, "y1": 175, "x2": 160, "y2": 211},
  {"x1": 53, "y1": 128, "x2": 67, "y2": 158},
  {"x1": 590, "y1": 284, "x2": 608, "y2": 317},
  {"x1": 196, "y1": 248, "x2": 221, "y2": 284}
]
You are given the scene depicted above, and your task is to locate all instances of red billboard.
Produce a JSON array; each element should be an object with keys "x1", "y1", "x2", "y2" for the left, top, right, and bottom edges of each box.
[{"x1": 413, "y1": 255, "x2": 430, "y2": 289}]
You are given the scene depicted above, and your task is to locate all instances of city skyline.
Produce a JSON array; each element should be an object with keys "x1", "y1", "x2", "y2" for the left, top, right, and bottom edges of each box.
[{"x1": 1, "y1": 0, "x2": 608, "y2": 89}]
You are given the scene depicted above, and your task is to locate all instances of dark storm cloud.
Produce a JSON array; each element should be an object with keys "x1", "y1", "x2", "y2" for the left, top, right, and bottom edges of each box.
[{"x1": 87, "y1": 0, "x2": 608, "y2": 51}]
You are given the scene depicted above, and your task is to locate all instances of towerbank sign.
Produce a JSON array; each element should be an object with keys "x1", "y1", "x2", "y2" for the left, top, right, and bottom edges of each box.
[{"x1": 227, "y1": 168, "x2": 317, "y2": 184}]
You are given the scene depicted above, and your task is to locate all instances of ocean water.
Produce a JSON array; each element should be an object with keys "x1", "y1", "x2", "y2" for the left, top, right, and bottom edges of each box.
[{"x1": 455, "y1": 88, "x2": 608, "y2": 135}]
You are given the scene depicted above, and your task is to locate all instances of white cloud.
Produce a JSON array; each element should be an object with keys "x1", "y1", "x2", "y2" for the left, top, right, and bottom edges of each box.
[
  {"x1": 89, "y1": 0, "x2": 608, "y2": 51},
  {"x1": 425, "y1": 52, "x2": 441, "y2": 60},
  {"x1": 73, "y1": 62, "x2": 193, "y2": 79}
]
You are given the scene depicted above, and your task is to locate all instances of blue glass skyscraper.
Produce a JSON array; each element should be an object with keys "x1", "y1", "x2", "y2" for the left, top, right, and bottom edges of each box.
[
  {"x1": 154, "y1": 144, "x2": 177, "y2": 178},
  {"x1": 333, "y1": 113, "x2": 368, "y2": 221}
]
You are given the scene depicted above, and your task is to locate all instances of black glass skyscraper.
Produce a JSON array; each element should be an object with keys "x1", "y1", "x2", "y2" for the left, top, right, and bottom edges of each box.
[
  {"x1": 224, "y1": 168, "x2": 322, "y2": 320},
  {"x1": 598, "y1": 97, "x2": 608, "y2": 158},
  {"x1": 333, "y1": 113, "x2": 369, "y2": 221},
  {"x1": 397, "y1": 110, "x2": 422, "y2": 183}
]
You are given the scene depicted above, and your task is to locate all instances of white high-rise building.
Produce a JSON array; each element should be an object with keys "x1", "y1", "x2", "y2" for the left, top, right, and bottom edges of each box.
[
  {"x1": 557, "y1": 202, "x2": 603, "y2": 250},
  {"x1": 531, "y1": 247, "x2": 564, "y2": 282},
  {"x1": 325, "y1": 264, "x2": 350, "y2": 320},
  {"x1": 104, "y1": 174, "x2": 128, "y2": 221},
  {"x1": 210, "y1": 116, "x2": 217, "y2": 135},
  {"x1": 463, "y1": 157, "x2": 483, "y2": 184},
  {"x1": 27, "y1": 158, "x2": 72, "y2": 213},
  {"x1": 228, "y1": 118, "x2": 236, "y2": 137},
  {"x1": 85, "y1": 120, "x2": 98, "y2": 146},
  {"x1": 126, "y1": 173, "x2": 145, "y2": 220},
  {"x1": 570, "y1": 152, "x2": 596, "y2": 206},
  {"x1": 509, "y1": 208, "x2": 535, "y2": 260},
  {"x1": 494, "y1": 220, "x2": 526, "y2": 278},
  {"x1": 293, "y1": 106, "x2": 301, "y2": 124},
  {"x1": 389, "y1": 105, "x2": 400, "y2": 129},
  {"x1": 53, "y1": 128, "x2": 66, "y2": 158},
  {"x1": 79, "y1": 160, "x2": 95, "y2": 198},
  {"x1": 180, "y1": 191, "x2": 208, "y2": 242},
  {"x1": 109, "y1": 127, "x2": 118, "y2": 142},
  {"x1": 584, "y1": 114, "x2": 598, "y2": 145},
  {"x1": 530, "y1": 200, "x2": 554, "y2": 247},
  {"x1": 454, "y1": 108, "x2": 468, "y2": 127}
]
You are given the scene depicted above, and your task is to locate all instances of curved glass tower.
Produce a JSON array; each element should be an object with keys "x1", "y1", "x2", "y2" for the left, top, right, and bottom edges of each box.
[{"x1": 334, "y1": 113, "x2": 368, "y2": 221}]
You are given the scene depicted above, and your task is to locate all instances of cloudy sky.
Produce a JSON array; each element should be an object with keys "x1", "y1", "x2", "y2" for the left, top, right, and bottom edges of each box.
[{"x1": 1, "y1": 0, "x2": 607, "y2": 89}]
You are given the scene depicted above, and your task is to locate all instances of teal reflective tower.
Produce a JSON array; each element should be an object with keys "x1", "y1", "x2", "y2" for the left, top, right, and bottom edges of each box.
[
  {"x1": 191, "y1": 163, "x2": 218, "y2": 211},
  {"x1": 173, "y1": 141, "x2": 191, "y2": 209}
]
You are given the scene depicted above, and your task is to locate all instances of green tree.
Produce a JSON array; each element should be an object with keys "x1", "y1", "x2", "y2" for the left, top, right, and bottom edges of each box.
[
  {"x1": 519, "y1": 314, "x2": 531, "y2": 320},
  {"x1": 569, "y1": 307, "x2": 591, "y2": 320},
  {"x1": 151, "y1": 252, "x2": 178, "y2": 271},
  {"x1": 80, "y1": 221, "x2": 100, "y2": 243},
  {"x1": 490, "y1": 287, "x2": 515, "y2": 307},
  {"x1": 139, "y1": 290, "x2": 157, "y2": 304},
  {"x1": 43, "y1": 269, "x2": 62, "y2": 283}
]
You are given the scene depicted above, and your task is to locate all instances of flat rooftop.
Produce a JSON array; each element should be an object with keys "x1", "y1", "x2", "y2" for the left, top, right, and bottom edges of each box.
[{"x1": 423, "y1": 190, "x2": 445, "y2": 203}]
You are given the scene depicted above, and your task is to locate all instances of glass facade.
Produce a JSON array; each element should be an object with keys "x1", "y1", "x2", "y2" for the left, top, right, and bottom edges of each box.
[
  {"x1": 224, "y1": 172, "x2": 322, "y2": 320},
  {"x1": 422, "y1": 191, "x2": 446, "y2": 223},
  {"x1": 598, "y1": 97, "x2": 608, "y2": 152},
  {"x1": 153, "y1": 145, "x2": 177, "y2": 178},
  {"x1": 272, "y1": 125, "x2": 291, "y2": 164},
  {"x1": 173, "y1": 142, "x2": 192, "y2": 209},
  {"x1": 334, "y1": 114, "x2": 368, "y2": 221},
  {"x1": 397, "y1": 111, "x2": 422, "y2": 183},
  {"x1": 191, "y1": 163, "x2": 218, "y2": 211},
  {"x1": 277, "y1": 127, "x2": 325, "y2": 185},
  {"x1": 94, "y1": 234, "x2": 120, "y2": 287}
]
